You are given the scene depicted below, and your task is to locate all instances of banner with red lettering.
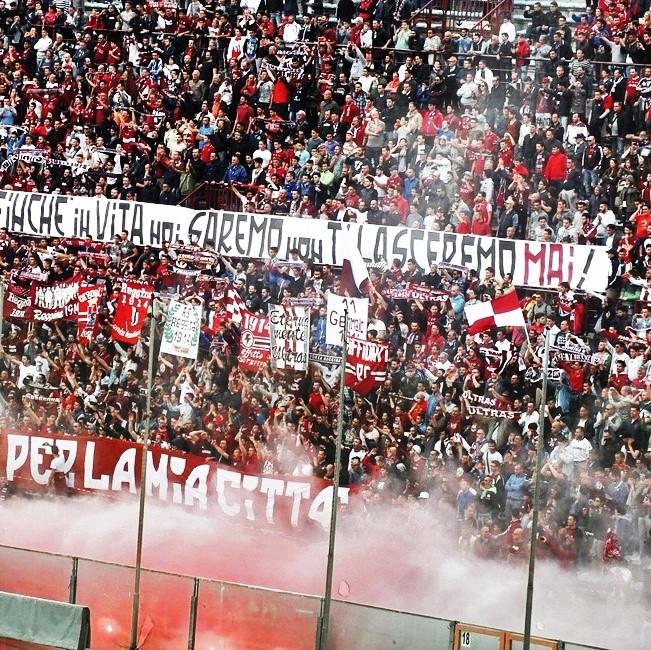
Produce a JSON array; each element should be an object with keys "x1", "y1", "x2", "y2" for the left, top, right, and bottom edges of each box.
[
  {"x1": 111, "y1": 280, "x2": 153, "y2": 345},
  {"x1": 0, "y1": 191, "x2": 608, "y2": 292},
  {"x1": 382, "y1": 284, "x2": 450, "y2": 306},
  {"x1": 31, "y1": 276, "x2": 81, "y2": 322},
  {"x1": 0, "y1": 432, "x2": 351, "y2": 530},
  {"x1": 345, "y1": 337, "x2": 388, "y2": 395},
  {"x1": 77, "y1": 284, "x2": 107, "y2": 345},
  {"x1": 4, "y1": 281, "x2": 32, "y2": 320},
  {"x1": 239, "y1": 309, "x2": 270, "y2": 372}
]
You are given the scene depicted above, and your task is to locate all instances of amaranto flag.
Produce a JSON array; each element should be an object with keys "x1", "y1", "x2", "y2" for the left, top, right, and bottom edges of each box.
[
  {"x1": 339, "y1": 236, "x2": 370, "y2": 298},
  {"x1": 345, "y1": 337, "x2": 388, "y2": 395},
  {"x1": 111, "y1": 280, "x2": 153, "y2": 345},
  {"x1": 77, "y1": 284, "x2": 107, "y2": 344},
  {"x1": 464, "y1": 291, "x2": 526, "y2": 335},
  {"x1": 4, "y1": 281, "x2": 32, "y2": 320},
  {"x1": 238, "y1": 309, "x2": 270, "y2": 372},
  {"x1": 31, "y1": 276, "x2": 81, "y2": 321}
]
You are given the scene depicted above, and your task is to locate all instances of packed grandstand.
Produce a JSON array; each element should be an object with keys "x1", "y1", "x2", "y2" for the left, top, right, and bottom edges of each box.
[{"x1": 0, "y1": 0, "x2": 650, "y2": 573}]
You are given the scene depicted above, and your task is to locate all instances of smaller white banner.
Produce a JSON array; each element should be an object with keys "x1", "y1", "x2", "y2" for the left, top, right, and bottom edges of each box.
[
  {"x1": 269, "y1": 305, "x2": 310, "y2": 371},
  {"x1": 325, "y1": 293, "x2": 369, "y2": 346},
  {"x1": 160, "y1": 300, "x2": 202, "y2": 359}
]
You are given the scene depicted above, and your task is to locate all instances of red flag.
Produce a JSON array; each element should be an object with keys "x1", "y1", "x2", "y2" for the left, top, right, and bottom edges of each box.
[
  {"x1": 239, "y1": 309, "x2": 270, "y2": 372},
  {"x1": 345, "y1": 337, "x2": 388, "y2": 395},
  {"x1": 4, "y1": 281, "x2": 32, "y2": 320},
  {"x1": 78, "y1": 284, "x2": 107, "y2": 344},
  {"x1": 464, "y1": 291, "x2": 526, "y2": 335},
  {"x1": 339, "y1": 241, "x2": 370, "y2": 298},
  {"x1": 111, "y1": 280, "x2": 153, "y2": 345},
  {"x1": 31, "y1": 276, "x2": 81, "y2": 321}
]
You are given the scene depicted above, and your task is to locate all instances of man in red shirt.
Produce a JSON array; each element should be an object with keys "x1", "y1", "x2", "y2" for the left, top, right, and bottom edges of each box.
[
  {"x1": 93, "y1": 34, "x2": 110, "y2": 65},
  {"x1": 234, "y1": 95, "x2": 254, "y2": 132},
  {"x1": 544, "y1": 143, "x2": 568, "y2": 191},
  {"x1": 385, "y1": 167, "x2": 403, "y2": 193},
  {"x1": 471, "y1": 211, "x2": 492, "y2": 236},
  {"x1": 609, "y1": 359, "x2": 629, "y2": 392},
  {"x1": 340, "y1": 94, "x2": 360, "y2": 126}
]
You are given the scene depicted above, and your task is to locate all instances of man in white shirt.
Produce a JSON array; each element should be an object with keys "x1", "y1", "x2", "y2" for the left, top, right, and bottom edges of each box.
[
  {"x1": 484, "y1": 439, "x2": 503, "y2": 469},
  {"x1": 519, "y1": 401, "x2": 540, "y2": 433},
  {"x1": 494, "y1": 330, "x2": 512, "y2": 353},
  {"x1": 499, "y1": 17, "x2": 516, "y2": 43},
  {"x1": 626, "y1": 346, "x2": 646, "y2": 381},
  {"x1": 474, "y1": 60, "x2": 494, "y2": 86},
  {"x1": 252, "y1": 140, "x2": 272, "y2": 168},
  {"x1": 569, "y1": 426, "x2": 592, "y2": 470},
  {"x1": 348, "y1": 437, "x2": 367, "y2": 470},
  {"x1": 593, "y1": 199, "x2": 617, "y2": 243},
  {"x1": 282, "y1": 15, "x2": 300, "y2": 44}
]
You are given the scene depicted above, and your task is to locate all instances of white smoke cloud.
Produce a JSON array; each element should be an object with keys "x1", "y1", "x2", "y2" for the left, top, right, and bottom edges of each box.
[{"x1": 0, "y1": 495, "x2": 648, "y2": 649}]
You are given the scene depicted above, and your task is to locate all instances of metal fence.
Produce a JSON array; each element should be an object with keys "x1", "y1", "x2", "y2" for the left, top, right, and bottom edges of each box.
[{"x1": 0, "y1": 544, "x2": 609, "y2": 650}]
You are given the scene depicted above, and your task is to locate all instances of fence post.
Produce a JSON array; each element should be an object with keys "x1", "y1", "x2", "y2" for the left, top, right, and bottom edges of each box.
[
  {"x1": 68, "y1": 557, "x2": 79, "y2": 604},
  {"x1": 187, "y1": 578, "x2": 200, "y2": 650}
]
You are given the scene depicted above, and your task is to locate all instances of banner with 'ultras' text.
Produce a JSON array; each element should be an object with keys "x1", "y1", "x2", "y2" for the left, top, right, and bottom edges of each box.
[
  {"x1": 0, "y1": 433, "x2": 350, "y2": 530},
  {"x1": 462, "y1": 390, "x2": 522, "y2": 419},
  {"x1": 383, "y1": 284, "x2": 450, "y2": 307},
  {"x1": 111, "y1": 280, "x2": 153, "y2": 345},
  {"x1": 0, "y1": 191, "x2": 608, "y2": 292}
]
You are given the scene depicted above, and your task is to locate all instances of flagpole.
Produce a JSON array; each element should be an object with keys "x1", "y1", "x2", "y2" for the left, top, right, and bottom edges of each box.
[
  {"x1": 316, "y1": 309, "x2": 348, "y2": 650},
  {"x1": 129, "y1": 302, "x2": 156, "y2": 650},
  {"x1": 0, "y1": 278, "x2": 5, "y2": 356},
  {"x1": 523, "y1": 325, "x2": 551, "y2": 649}
]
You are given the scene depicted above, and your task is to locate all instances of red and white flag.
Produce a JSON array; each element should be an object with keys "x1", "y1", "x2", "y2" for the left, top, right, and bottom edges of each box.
[
  {"x1": 464, "y1": 291, "x2": 526, "y2": 335},
  {"x1": 339, "y1": 238, "x2": 370, "y2": 298},
  {"x1": 224, "y1": 284, "x2": 245, "y2": 323}
]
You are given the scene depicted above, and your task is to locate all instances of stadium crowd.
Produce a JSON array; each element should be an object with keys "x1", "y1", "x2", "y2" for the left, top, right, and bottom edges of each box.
[{"x1": 0, "y1": 0, "x2": 651, "y2": 570}]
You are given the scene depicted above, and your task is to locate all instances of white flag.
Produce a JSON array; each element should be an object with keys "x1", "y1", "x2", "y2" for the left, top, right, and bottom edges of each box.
[
  {"x1": 325, "y1": 292, "x2": 369, "y2": 346},
  {"x1": 160, "y1": 300, "x2": 202, "y2": 359}
]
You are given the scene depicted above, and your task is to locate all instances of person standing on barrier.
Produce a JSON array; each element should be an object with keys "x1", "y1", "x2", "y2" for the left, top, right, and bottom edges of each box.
[{"x1": 46, "y1": 445, "x2": 69, "y2": 497}]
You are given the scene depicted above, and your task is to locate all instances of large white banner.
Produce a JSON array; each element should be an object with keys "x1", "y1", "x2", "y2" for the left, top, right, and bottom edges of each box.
[
  {"x1": 160, "y1": 300, "x2": 202, "y2": 359},
  {"x1": 0, "y1": 191, "x2": 608, "y2": 292},
  {"x1": 269, "y1": 304, "x2": 309, "y2": 371},
  {"x1": 325, "y1": 293, "x2": 369, "y2": 346}
]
